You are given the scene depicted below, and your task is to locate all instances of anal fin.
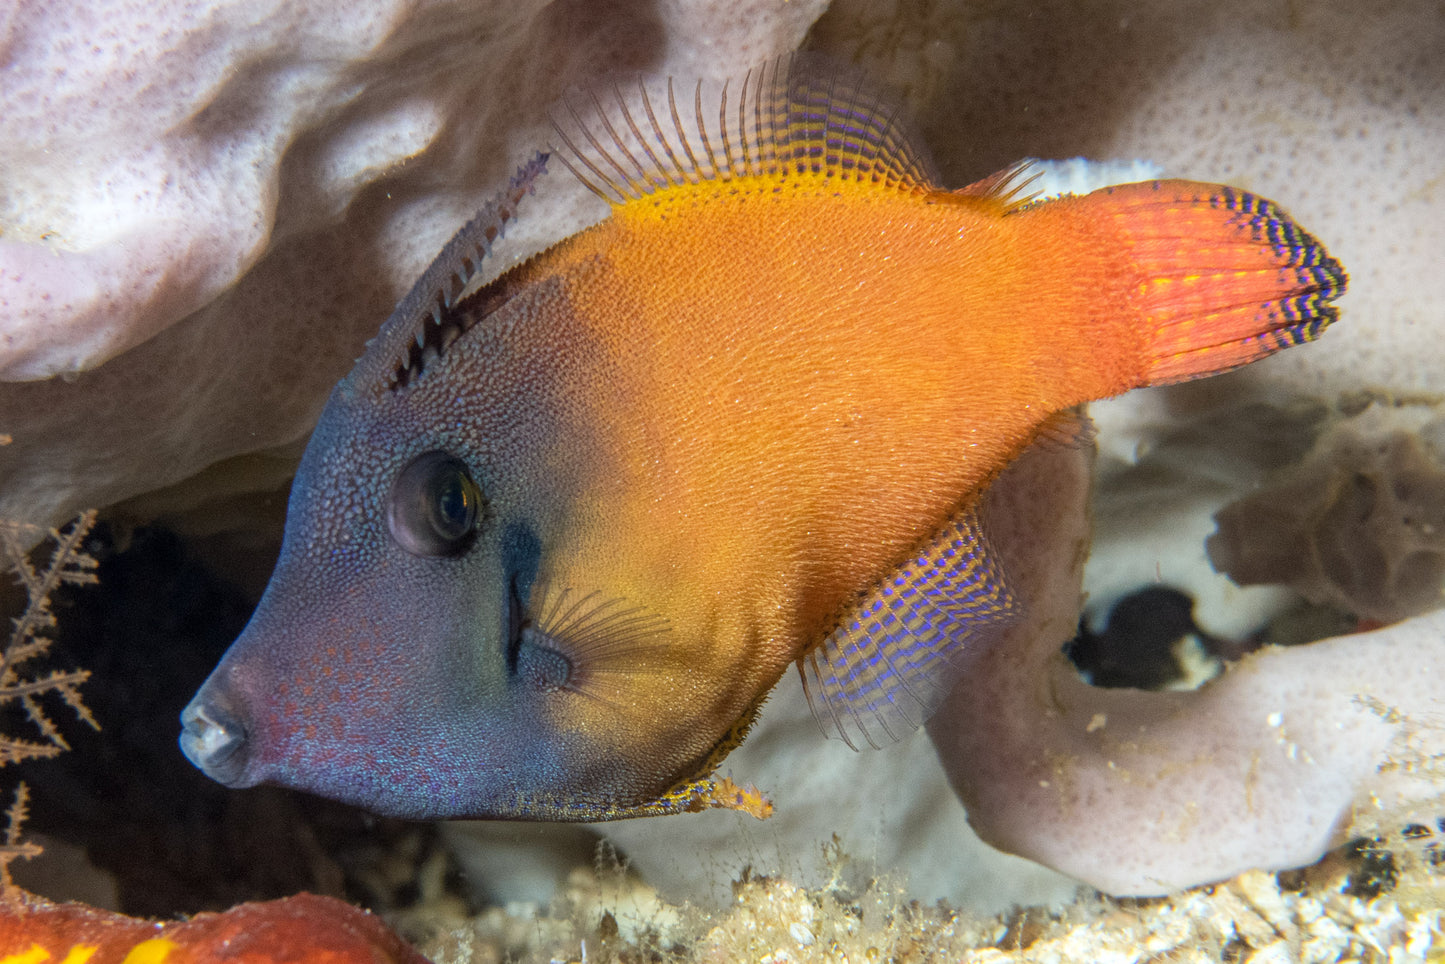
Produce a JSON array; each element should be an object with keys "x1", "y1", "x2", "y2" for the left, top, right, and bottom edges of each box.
[{"x1": 799, "y1": 508, "x2": 1020, "y2": 750}]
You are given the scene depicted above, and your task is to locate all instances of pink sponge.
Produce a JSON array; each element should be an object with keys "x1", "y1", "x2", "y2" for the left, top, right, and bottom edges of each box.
[{"x1": 929, "y1": 437, "x2": 1445, "y2": 896}]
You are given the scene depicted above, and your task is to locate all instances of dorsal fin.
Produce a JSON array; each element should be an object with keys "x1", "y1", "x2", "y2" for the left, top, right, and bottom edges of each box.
[
  {"x1": 373, "y1": 153, "x2": 549, "y2": 394},
  {"x1": 798, "y1": 507, "x2": 1021, "y2": 750},
  {"x1": 953, "y1": 159, "x2": 1047, "y2": 216},
  {"x1": 550, "y1": 54, "x2": 942, "y2": 203}
]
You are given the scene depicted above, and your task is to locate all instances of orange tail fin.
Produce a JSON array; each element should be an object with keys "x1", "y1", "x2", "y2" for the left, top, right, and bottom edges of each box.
[{"x1": 1086, "y1": 180, "x2": 1346, "y2": 385}]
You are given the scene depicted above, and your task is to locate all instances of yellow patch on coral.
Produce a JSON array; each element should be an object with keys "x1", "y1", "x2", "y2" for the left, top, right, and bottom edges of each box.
[
  {"x1": 0, "y1": 946, "x2": 98, "y2": 964},
  {"x1": 119, "y1": 940, "x2": 177, "y2": 964},
  {"x1": 1, "y1": 946, "x2": 51, "y2": 964}
]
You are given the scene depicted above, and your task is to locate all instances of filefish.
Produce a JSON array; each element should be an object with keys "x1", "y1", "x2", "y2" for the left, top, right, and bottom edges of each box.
[{"x1": 180, "y1": 58, "x2": 1345, "y2": 820}]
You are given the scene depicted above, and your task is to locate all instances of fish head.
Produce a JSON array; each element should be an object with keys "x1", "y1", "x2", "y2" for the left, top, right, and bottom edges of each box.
[{"x1": 180, "y1": 269, "x2": 720, "y2": 820}]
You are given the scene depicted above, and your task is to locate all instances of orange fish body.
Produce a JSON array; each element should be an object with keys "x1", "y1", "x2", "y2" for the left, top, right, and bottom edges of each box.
[
  {"x1": 181, "y1": 60, "x2": 1343, "y2": 819},
  {"x1": 491, "y1": 157, "x2": 1338, "y2": 761}
]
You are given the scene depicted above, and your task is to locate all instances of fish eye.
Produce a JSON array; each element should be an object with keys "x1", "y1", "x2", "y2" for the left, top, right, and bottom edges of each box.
[{"x1": 387, "y1": 451, "x2": 484, "y2": 557}]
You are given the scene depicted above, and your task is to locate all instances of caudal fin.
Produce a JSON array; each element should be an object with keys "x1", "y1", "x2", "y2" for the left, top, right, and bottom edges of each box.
[{"x1": 1088, "y1": 180, "x2": 1346, "y2": 385}]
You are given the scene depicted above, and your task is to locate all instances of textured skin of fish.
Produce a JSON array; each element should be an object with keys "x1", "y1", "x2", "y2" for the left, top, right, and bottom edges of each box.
[{"x1": 180, "y1": 59, "x2": 1345, "y2": 820}]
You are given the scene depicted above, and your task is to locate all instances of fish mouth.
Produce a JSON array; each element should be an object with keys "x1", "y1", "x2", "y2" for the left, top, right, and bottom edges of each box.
[{"x1": 179, "y1": 690, "x2": 253, "y2": 787}]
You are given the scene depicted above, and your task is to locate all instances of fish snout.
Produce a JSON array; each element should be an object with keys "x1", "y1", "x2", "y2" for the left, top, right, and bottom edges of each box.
[{"x1": 180, "y1": 685, "x2": 254, "y2": 788}]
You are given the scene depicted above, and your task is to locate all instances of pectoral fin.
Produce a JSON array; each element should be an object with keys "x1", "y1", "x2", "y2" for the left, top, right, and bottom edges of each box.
[{"x1": 799, "y1": 508, "x2": 1020, "y2": 750}]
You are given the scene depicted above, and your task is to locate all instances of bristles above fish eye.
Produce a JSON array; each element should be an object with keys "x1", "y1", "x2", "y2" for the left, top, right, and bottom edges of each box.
[
  {"x1": 547, "y1": 53, "x2": 942, "y2": 206},
  {"x1": 378, "y1": 155, "x2": 549, "y2": 394}
]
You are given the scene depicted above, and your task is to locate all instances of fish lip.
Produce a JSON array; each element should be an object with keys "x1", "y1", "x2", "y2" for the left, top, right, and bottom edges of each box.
[{"x1": 179, "y1": 693, "x2": 253, "y2": 787}]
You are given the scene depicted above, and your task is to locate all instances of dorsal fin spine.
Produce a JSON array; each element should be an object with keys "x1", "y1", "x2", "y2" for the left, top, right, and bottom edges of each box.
[
  {"x1": 551, "y1": 112, "x2": 615, "y2": 203},
  {"x1": 722, "y1": 77, "x2": 739, "y2": 173},
  {"x1": 742, "y1": 66, "x2": 769, "y2": 178},
  {"x1": 728, "y1": 75, "x2": 748, "y2": 176},
  {"x1": 637, "y1": 80, "x2": 684, "y2": 188},
  {"x1": 667, "y1": 81, "x2": 704, "y2": 185},
  {"x1": 763, "y1": 62, "x2": 785, "y2": 177},
  {"x1": 722, "y1": 78, "x2": 745, "y2": 176},
  {"x1": 822, "y1": 66, "x2": 847, "y2": 175},
  {"x1": 588, "y1": 87, "x2": 648, "y2": 198},
  {"x1": 733, "y1": 73, "x2": 749, "y2": 175},
  {"x1": 691, "y1": 81, "x2": 717, "y2": 181},
  {"x1": 575, "y1": 93, "x2": 636, "y2": 201},
  {"x1": 373, "y1": 152, "x2": 547, "y2": 392},
  {"x1": 614, "y1": 82, "x2": 670, "y2": 191}
]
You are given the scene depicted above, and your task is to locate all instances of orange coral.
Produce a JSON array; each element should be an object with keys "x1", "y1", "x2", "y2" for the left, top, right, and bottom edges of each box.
[{"x1": 0, "y1": 893, "x2": 428, "y2": 964}]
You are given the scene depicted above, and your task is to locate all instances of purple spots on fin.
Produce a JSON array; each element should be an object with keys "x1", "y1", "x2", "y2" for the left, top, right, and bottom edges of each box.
[{"x1": 798, "y1": 508, "x2": 1020, "y2": 750}]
